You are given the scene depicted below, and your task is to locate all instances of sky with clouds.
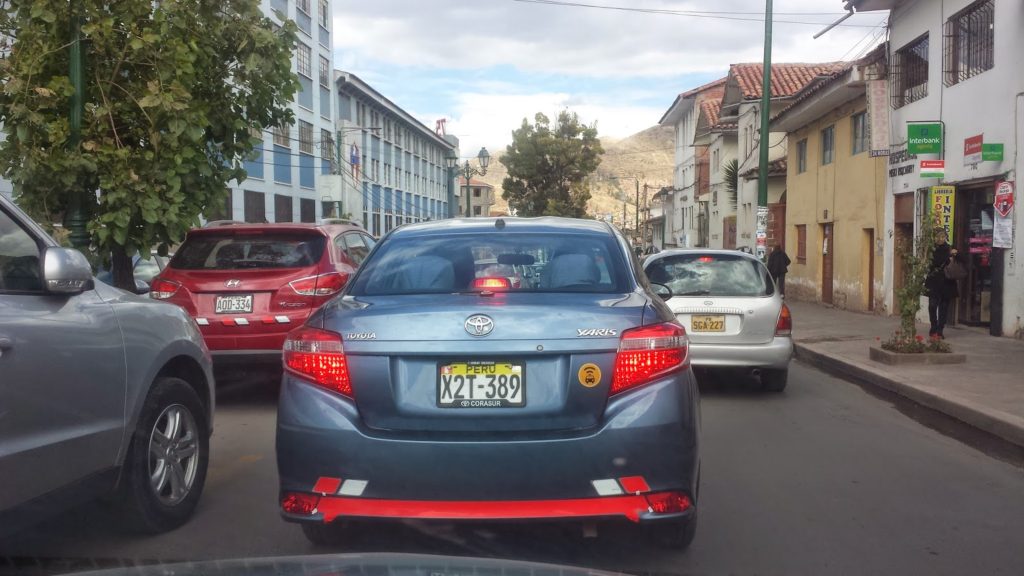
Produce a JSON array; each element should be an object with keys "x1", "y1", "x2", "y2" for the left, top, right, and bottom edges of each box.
[{"x1": 331, "y1": 0, "x2": 888, "y2": 156}]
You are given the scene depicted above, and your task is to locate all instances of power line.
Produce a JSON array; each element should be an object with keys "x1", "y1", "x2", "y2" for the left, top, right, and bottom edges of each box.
[{"x1": 509, "y1": 0, "x2": 882, "y2": 27}]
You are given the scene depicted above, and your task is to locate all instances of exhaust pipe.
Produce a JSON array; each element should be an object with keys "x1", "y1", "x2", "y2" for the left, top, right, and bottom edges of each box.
[{"x1": 751, "y1": 368, "x2": 762, "y2": 377}]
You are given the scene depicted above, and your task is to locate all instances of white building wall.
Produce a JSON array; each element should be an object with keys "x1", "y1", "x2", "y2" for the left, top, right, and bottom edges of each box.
[
  {"x1": 881, "y1": 0, "x2": 1024, "y2": 336},
  {"x1": 736, "y1": 101, "x2": 788, "y2": 253},
  {"x1": 707, "y1": 132, "x2": 738, "y2": 249}
]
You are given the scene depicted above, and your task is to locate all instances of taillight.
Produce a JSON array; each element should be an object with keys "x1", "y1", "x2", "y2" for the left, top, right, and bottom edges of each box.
[
  {"x1": 289, "y1": 272, "x2": 348, "y2": 296},
  {"x1": 283, "y1": 326, "x2": 352, "y2": 396},
  {"x1": 644, "y1": 491, "x2": 692, "y2": 514},
  {"x1": 611, "y1": 322, "x2": 688, "y2": 395},
  {"x1": 776, "y1": 303, "x2": 792, "y2": 336},
  {"x1": 472, "y1": 276, "x2": 511, "y2": 290},
  {"x1": 281, "y1": 492, "x2": 320, "y2": 515},
  {"x1": 149, "y1": 277, "x2": 180, "y2": 300}
]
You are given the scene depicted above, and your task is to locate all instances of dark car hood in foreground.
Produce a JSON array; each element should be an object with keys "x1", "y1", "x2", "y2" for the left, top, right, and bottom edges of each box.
[{"x1": 67, "y1": 554, "x2": 629, "y2": 576}]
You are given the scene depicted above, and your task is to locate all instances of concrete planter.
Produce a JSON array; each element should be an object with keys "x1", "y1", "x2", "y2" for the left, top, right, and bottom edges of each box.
[{"x1": 869, "y1": 346, "x2": 967, "y2": 366}]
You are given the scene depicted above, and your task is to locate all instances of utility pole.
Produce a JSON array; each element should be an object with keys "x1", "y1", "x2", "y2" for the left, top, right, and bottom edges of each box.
[
  {"x1": 634, "y1": 179, "x2": 640, "y2": 246},
  {"x1": 65, "y1": 0, "x2": 89, "y2": 249},
  {"x1": 756, "y1": 0, "x2": 773, "y2": 259}
]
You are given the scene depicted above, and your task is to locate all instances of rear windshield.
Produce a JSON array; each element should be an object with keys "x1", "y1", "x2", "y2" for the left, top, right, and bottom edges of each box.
[
  {"x1": 170, "y1": 233, "x2": 326, "y2": 270},
  {"x1": 644, "y1": 253, "x2": 773, "y2": 297},
  {"x1": 350, "y1": 232, "x2": 630, "y2": 295}
]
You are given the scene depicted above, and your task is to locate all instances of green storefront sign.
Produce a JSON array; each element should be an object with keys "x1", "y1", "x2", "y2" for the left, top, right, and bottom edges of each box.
[
  {"x1": 982, "y1": 143, "x2": 1004, "y2": 162},
  {"x1": 907, "y1": 122, "x2": 943, "y2": 155}
]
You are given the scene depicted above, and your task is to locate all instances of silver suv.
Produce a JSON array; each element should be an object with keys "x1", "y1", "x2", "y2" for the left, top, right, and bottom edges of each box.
[{"x1": 0, "y1": 195, "x2": 214, "y2": 535}]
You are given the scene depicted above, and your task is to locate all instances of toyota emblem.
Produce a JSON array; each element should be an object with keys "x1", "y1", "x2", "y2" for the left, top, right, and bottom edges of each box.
[
  {"x1": 464, "y1": 315, "x2": 494, "y2": 337},
  {"x1": 225, "y1": 279, "x2": 242, "y2": 288}
]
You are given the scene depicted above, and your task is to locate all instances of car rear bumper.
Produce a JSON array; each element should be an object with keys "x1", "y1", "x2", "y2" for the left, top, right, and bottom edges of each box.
[
  {"x1": 276, "y1": 370, "x2": 700, "y2": 524},
  {"x1": 688, "y1": 337, "x2": 793, "y2": 369}
]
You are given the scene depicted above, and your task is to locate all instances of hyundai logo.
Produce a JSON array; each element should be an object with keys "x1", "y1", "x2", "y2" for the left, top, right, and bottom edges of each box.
[
  {"x1": 464, "y1": 315, "x2": 494, "y2": 337},
  {"x1": 225, "y1": 279, "x2": 242, "y2": 288}
]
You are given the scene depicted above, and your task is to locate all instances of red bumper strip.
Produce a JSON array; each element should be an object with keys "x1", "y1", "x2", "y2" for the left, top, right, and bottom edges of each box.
[{"x1": 314, "y1": 494, "x2": 663, "y2": 524}]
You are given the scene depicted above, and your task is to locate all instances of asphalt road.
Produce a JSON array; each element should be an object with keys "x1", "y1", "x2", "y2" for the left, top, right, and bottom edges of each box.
[{"x1": 3, "y1": 363, "x2": 1024, "y2": 575}]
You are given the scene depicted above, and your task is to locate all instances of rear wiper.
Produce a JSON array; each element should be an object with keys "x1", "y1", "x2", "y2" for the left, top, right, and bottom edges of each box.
[{"x1": 677, "y1": 290, "x2": 711, "y2": 296}]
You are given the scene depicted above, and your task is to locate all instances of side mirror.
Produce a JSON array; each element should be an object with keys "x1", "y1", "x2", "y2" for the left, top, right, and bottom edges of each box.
[
  {"x1": 650, "y1": 282, "x2": 673, "y2": 301},
  {"x1": 42, "y1": 247, "x2": 94, "y2": 295},
  {"x1": 134, "y1": 279, "x2": 152, "y2": 295}
]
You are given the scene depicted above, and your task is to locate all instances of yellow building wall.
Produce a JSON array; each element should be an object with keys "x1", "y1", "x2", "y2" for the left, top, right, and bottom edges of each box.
[{"x1": 784, "y1": 97, "x2": 886, "y2": 312}]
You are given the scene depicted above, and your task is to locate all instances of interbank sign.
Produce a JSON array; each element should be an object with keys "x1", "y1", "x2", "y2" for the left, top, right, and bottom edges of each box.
[{"x1": 907, "y1": 122, "x2": 943, "y2": 155}]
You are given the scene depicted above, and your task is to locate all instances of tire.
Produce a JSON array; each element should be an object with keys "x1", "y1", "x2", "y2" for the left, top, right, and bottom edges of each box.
[
  {"x1": 117, "y1": 376, "x2": 210, "y2": 533},
  {"x1": 648, "y1": 513, "x2": 697, "y2": 550},
  {"x1": 761, "y1": 368, "x2": 788, "y2": 392},
  {"x1": 302, "y1": 522, "x2": 350, "y2": 547}
]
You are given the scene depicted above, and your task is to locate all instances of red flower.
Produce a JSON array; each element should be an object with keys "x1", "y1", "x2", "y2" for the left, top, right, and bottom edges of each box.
[{"x1": 915, "y1": 335, "x2": 924, "y2": 342}]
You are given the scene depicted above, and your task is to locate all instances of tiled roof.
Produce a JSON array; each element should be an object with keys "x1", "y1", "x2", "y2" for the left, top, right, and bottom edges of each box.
[
  {"x1": 730, "y1": 63, "x2": 845, "y2": 100},
  {"x1": 741, "y1": 158, "x2": 788, "y2": 179},
  {"x1": 701, "y1": 99, "x2": 722, "y2": 128},
  {"x1": 678, "y1": 77, "x2": 727, "y2": 99},
  {"x1": 461, "y1": 178, "x2": 493, "y2": 188}
]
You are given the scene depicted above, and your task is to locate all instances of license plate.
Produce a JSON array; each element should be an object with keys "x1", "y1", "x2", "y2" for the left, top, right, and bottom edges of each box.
[
  {"x1": 437, "y1": 361, "x2": 525, "y2": 408},
  {"x1": 691, "y1": 314, "x2": 726, "y2": 332},
  {"x1": 215, "y1": 294, "x2": 253, "y2": 314}
]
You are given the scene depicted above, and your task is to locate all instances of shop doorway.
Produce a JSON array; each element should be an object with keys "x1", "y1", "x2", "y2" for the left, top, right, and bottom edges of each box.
[
  {"x1": 954, "y1": 186, "x2": 995, "y2": 327},
  {"x1": 863, "y1": 228, "x2": 875, "y2": 311},
  {"x1": 723, "y1": 216, "x2": 737, "y2": 250}
]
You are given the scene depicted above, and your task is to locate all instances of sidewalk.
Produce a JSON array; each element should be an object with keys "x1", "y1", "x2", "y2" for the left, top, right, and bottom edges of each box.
[{"x1": 787, "y1": 300, "x2": 1024, "y2": 449}]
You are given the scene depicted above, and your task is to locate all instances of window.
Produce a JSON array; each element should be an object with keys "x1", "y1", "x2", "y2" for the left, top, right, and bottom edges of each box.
[
  {"x1": 338, "y1": 233, "x2": 370, "y2": 265},
  {"x1": 244, "y1": 190, "x2": 266, "y2": 223},
  {"x1": 644, "y1": 253, "x2": 773, "y2": 297},
  {"x1": 473, "y1": 188, "x2": 481, "y2": 198},
  {"x1": 300, "y1": 198, "x2": 316, "y2": 222},
  {"x1": 318, "y1": 0, "x2": 330, "y2": 28},
  {"x1": 296, "y1": 43, "x2": 312, "y2": 78},
  {"x1": 273, "y1": 123, "x2": 290, "y2": 148},
  {"x1": 796, "y1": 139, "x2": 808, "y2": 173},
  {"x1": 851, "y1": 112, "x2": 868, "y2": 155},
  {"x1": 274, "y1": 194, "x2": 293, "y2": 222},
  {"x1": 319, "y1": 55, "x2": 330, "y2": 87},
  {"x1": 796, "y1": 225, "x2": 807, "y2": 264},
  {"x1": 944, "y1": 0, "x2": 994, "y2": 86},
  {"x1": 0, "y1": 206, "x2": 43, "y2": 292},
  {"x1": 891, "y1": 34, "x2": 929, "y2": 108},
  {"x1": 171, "y1": 233, "x2": 325, "y2": 270},
  {"x1": 298, "y1": 121, "x2": 314, "y2": 155},
  {"x1": 820, "y1": 125, "x2": 835, "y2": 166},
  {"x1": 297, "y1": 0, "x2": 311, "y2": 14},
  {"x1": 321, "y1": 129, "x2": 334, "y2": 163},
  {"x1": 712, "y1": 149, "x2": 720, "y2": 172},
  {"x1": 473, "y1": 206, "x2": 482, "y2": 216}
]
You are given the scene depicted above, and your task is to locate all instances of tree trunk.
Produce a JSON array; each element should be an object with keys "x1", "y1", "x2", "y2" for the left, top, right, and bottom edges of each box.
[{"x1": 111, "y1": 245, "x2": 135, "y2": 292}]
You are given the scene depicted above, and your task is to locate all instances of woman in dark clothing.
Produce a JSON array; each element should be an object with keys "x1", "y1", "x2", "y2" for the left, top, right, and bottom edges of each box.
[
  {"x1": 925, "y1": 230, "x2": 959, "y2": 338},
  {"x1": 767, "y1": 245, "x2": 791, "y2": 296}
]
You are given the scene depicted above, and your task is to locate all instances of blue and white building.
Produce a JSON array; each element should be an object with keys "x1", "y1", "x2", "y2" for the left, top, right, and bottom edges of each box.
[
  {"x1": 219, "y1": 0, "x2": 338, "y2": 223},
  {"x1": 327, "y1": 71, "x2": 457, "y2": 237}
]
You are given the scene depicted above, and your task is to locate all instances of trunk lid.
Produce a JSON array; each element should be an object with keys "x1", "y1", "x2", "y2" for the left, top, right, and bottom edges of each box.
[{"x1": 323, "y1": 292, "x2": 648, "y2": 434}]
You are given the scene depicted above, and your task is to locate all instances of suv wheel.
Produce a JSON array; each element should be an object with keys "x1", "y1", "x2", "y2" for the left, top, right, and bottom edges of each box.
[
  {"x1": 117, "y1": 376, "x2": 209, "y2": 533},
  {"x1": 761, "y1": 368, "x2": 788, "y2": 392}
]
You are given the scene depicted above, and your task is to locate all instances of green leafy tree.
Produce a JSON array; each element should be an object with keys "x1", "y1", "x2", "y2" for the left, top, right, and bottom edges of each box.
[
  {"x1": 723, "y1": 158, "x2": 739, "y2": 210},
  {"x1": 500, "y1": 110, "x2": 603, "y2": 218},
  {"x1": 0, "y1": 0, "x2": 299, "y2": 289}
]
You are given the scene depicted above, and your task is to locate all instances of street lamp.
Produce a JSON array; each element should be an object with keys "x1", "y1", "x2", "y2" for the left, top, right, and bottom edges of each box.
[
  {"x1": 452, "y1": 147, "x2": 490, "y2": 218},
  {"x1": 445, "y1": 152, "x2": 459, "y2": 218}
]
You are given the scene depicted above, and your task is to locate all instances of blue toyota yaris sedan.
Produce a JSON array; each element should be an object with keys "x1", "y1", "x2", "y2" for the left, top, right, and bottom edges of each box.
[{"x1": 276, "y1": 217, "x2": 701, "y2": 548}]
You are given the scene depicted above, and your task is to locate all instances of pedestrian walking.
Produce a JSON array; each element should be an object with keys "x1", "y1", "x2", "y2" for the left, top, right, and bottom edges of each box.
[
  {"x1": 926, "y1": 230, "x2": 963, "y2": 338},
  {"x1": 767, "y1": 244, "x2": 791, "y2": 296}
]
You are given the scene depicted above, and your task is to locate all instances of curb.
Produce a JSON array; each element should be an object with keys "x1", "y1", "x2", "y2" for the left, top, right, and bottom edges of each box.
[{"x1": 794, "y1": 343, "x2": 1024, "y2": 450}]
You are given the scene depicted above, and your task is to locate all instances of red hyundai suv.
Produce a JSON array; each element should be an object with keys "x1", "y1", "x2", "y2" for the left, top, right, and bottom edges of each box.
[{"x1": 150, "y1": 222, "x2": 375, "y2": 366}]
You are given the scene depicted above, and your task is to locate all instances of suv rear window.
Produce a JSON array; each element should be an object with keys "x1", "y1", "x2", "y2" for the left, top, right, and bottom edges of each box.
[
  {"x1": 350, "y1": 232, "x2": 629, "y2": 295},
  {"x1": 170, "y1": 233, "x2": 326, "y2": 270},
  {"x1": 645, "y1": 253, "x2": 773, "y2": 297}
]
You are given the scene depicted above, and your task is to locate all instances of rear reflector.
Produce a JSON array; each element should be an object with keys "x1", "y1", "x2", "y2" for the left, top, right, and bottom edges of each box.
[
  {"x1": 611, "y1": 322, "x2": 689, "y2": 395},
  {"x1": 776, "y1": 303, "x2": 792, "y2": 336},
  {"x1": 283, "y1": 326, "x2": 352, "y2": 397},
  {"x1": 472, "y1": 277, "x2": 511, "y2": 290},
  {"x1": 149, "y1": 278, "x2": 180, "y2": 300},
  {"x1": 289, "y1": 272, "x2": 349, "y2": 296},
  {"x1": 591, "y1": 479, "x2": 624, "y2": 496},
  {"x1": 312, "y1": 477, "x2": 342, "y2": 495},
  {"x1": 644, "y1": 491, "x2": 692, "y2": 514},
  {"x1": 281, "y1": 492, "x2": 320, "y2": 515},
  {"x1": 618, "y1": 476, "x2": 651, "y2": 494}
]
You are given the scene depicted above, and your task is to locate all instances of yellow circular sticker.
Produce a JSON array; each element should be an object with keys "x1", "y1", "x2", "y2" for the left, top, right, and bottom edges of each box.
[{"x1": 578, "y1": 363, "x2": 602, "y2": 388}]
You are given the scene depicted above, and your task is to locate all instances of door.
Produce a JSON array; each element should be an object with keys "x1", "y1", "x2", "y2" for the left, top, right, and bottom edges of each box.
[
  {"x1": 893, "y1": 223, "x2": 913, "y2": 313},
  {"x1": 821, "y1": 223, "x2": 834, "y2": 305},
  {"x1": 864, "y1": 228, "x2": 875, "y2": 311},
  {"x1": 958, "y1": 187, "x2": 994, "y2": 326},
  {"x1": 723, "y1": 216, "x2": 737, "y2": 250},
  {"x1": 0, "y1": 204, "x2": 126, "y2": 511}
]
